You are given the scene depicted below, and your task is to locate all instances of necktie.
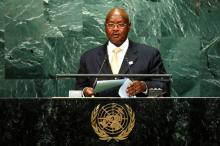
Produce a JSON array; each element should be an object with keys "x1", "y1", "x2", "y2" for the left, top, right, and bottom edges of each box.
[{"x1": 111, "y1": 48, "x2": 122, "y2": 74}]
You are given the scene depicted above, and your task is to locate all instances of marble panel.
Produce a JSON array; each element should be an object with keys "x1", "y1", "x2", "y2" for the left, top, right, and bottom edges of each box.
[
  {"x1": 160, "y1": 0, "x2": 200, "y2": 37},
  {"x1": 160, "y1": 36, "x2": 201, "y2": 96},
  {"x1": 43, "y1": 0, "x2": 83, "y2": 34},
  {"x1": 0, "y1": 0, "x2": 220, "y2": 97}
]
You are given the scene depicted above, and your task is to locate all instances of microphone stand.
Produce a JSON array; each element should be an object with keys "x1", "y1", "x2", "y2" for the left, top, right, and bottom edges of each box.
[{"x1": 92, "y1": 55, "x2": 108, "y2": 88}]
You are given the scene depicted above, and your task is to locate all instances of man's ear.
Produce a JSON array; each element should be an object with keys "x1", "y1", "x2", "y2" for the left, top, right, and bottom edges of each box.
[{"x1": 128, "y1": 22, "x2": 131, "y2": 30}]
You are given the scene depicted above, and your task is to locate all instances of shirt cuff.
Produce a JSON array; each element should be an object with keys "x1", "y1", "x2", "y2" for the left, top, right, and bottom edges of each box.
[{"x1": 142, "y1": 81, "x2": 148, "y2": 95}]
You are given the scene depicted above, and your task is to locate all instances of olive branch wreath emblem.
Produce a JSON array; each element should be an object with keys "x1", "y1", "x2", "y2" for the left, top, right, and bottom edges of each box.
[{"x1": 91, "y1": 103, "x2": 135, "y2": 142}]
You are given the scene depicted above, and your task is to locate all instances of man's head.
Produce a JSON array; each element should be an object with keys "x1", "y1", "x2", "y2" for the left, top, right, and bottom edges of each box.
[{"x1": 105, "y1": 8, "x2": 131, "y2": 47}]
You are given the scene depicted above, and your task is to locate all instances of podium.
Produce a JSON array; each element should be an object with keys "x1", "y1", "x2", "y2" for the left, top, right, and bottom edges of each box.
[
  {"x1": 0, "y1": 98, "x2": 219, "y2": 145},
  {"x1": 5, "y1": 74, "x2": 219, "y2": 145}
]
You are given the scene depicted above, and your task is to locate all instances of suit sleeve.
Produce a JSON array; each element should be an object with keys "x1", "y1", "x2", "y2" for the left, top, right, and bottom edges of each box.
[
  {"x1": 75, "y1": 54, "x2": 91, "y2": 90},
  {"x1": 149, "y1": 49, "x2": 166, "y2": 74}
]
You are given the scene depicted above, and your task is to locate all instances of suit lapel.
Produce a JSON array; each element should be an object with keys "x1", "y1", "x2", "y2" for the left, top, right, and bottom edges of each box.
[{"x1": 119, "y1": 41, "x2": 138, "y2": 74}]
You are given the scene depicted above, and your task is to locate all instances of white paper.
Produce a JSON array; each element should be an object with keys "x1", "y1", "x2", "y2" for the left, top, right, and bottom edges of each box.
[
  {"x1": 94, "y1": 79, "x2": 126, "y2": 93},
  {"x1": 118, "y1": 78, "x2": 135, "y2": 98},
  {"x1": 69, "y1": 90, "x2": 83, "y2": 98}
]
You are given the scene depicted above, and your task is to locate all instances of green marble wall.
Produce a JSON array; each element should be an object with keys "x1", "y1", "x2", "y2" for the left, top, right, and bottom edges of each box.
[{"x1": 0, "y1": 0, "x2": 220, "y2": 97}]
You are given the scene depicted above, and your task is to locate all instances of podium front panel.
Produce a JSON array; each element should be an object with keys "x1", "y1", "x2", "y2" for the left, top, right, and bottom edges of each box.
[{"x1": 0, "y1": 98, "x2": 219, "y2": 146}]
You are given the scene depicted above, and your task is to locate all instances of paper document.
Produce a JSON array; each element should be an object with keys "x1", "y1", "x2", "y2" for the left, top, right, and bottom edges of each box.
[
  {"x1": 118, "y1": 78, "x2": 135, "y2": 98},
  {"x1": 94, "y1": 79, "x2": 126, "y2": 93}
]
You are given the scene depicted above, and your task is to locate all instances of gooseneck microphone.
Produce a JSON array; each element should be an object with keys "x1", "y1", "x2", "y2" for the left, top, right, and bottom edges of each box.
[{"x1": 92, "y1": 55, "x2": 108, "y2": 88}]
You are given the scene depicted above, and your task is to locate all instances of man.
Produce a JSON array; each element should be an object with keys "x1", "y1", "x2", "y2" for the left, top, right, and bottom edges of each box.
[{"x1": 75, "y1": 8, "x2": 168, "y2": 97}]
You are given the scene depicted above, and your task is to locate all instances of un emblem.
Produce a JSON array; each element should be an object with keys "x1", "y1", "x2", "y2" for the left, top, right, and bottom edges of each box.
[{"x1": 91, "y1": 103, "x2": 135, "y2": 142}]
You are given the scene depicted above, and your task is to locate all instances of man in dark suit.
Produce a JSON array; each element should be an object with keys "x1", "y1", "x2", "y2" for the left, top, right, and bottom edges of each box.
[{"x1": 75, "y1": 8, "x2": 168, "y2": 97}]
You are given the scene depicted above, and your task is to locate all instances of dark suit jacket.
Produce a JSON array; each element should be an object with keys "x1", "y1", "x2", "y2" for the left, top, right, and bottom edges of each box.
[{"x1": 75, "y1": 40, "x2": 169, "y2": 97}]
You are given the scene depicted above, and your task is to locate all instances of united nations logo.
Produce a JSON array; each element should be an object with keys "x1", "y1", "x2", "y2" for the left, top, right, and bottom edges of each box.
[{"x1": 91, "y1": 103, "x2": 135, "y2": 142}]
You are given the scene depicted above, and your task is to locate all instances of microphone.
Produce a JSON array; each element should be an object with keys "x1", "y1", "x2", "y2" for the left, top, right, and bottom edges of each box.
[
  {"x1": 92, "y1": 55, "x2": 108, "y2": 88},
  {"x1": 125, "y1": 57, "x2": 132, "y2": 74}
]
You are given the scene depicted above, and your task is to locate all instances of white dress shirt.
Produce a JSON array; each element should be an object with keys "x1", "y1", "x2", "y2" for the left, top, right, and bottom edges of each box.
[{"x1": 107, "y1": 38, "x2": 129, "y2": 71}]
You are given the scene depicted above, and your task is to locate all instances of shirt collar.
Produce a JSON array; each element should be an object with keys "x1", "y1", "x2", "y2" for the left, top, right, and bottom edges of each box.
[{"x1": 107, "y1": 38, "x2": 129, "y2": 52}]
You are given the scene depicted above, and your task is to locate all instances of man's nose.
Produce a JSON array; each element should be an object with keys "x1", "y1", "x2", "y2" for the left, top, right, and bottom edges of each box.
[{"x1": 112, "y1": 26, "x2": 119, "y2": 31}]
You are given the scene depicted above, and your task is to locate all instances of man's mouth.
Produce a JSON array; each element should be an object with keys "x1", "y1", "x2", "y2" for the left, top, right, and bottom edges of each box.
[{"x1": 112, "y1": 34, "x2": 119, "y2": 38}]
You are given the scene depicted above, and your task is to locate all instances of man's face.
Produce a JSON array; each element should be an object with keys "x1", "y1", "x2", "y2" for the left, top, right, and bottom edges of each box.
[{"x1": 105, "y1": 14, "x2": 130, "y2": 46}]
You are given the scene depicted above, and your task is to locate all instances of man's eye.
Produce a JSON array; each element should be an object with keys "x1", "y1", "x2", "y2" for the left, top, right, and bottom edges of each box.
[
  {"x1": 108, "y1": 24, "x2": 114, "y2": 27},
  {"x1": 118, "y1": 23, "x2": 126, "y2": 27}
]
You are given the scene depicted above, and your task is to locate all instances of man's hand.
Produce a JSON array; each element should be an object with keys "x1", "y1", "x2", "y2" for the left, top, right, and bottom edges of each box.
[
  {"x1": 83, "y1": 87, "x2": 95, "y2": 97},
  {"x1": 126, "y1": 80, "x2": 147, "y2": 96}
]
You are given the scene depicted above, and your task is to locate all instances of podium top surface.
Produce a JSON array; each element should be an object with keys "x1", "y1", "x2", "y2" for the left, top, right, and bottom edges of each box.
[{"x1": 56, "y1": 74, "x2": 172, "y2": 79}]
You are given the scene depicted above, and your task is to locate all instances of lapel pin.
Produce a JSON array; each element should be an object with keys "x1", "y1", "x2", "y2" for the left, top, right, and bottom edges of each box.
[{"x1": 128, "y1": 61, "x2": 133, "y2": 65}]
